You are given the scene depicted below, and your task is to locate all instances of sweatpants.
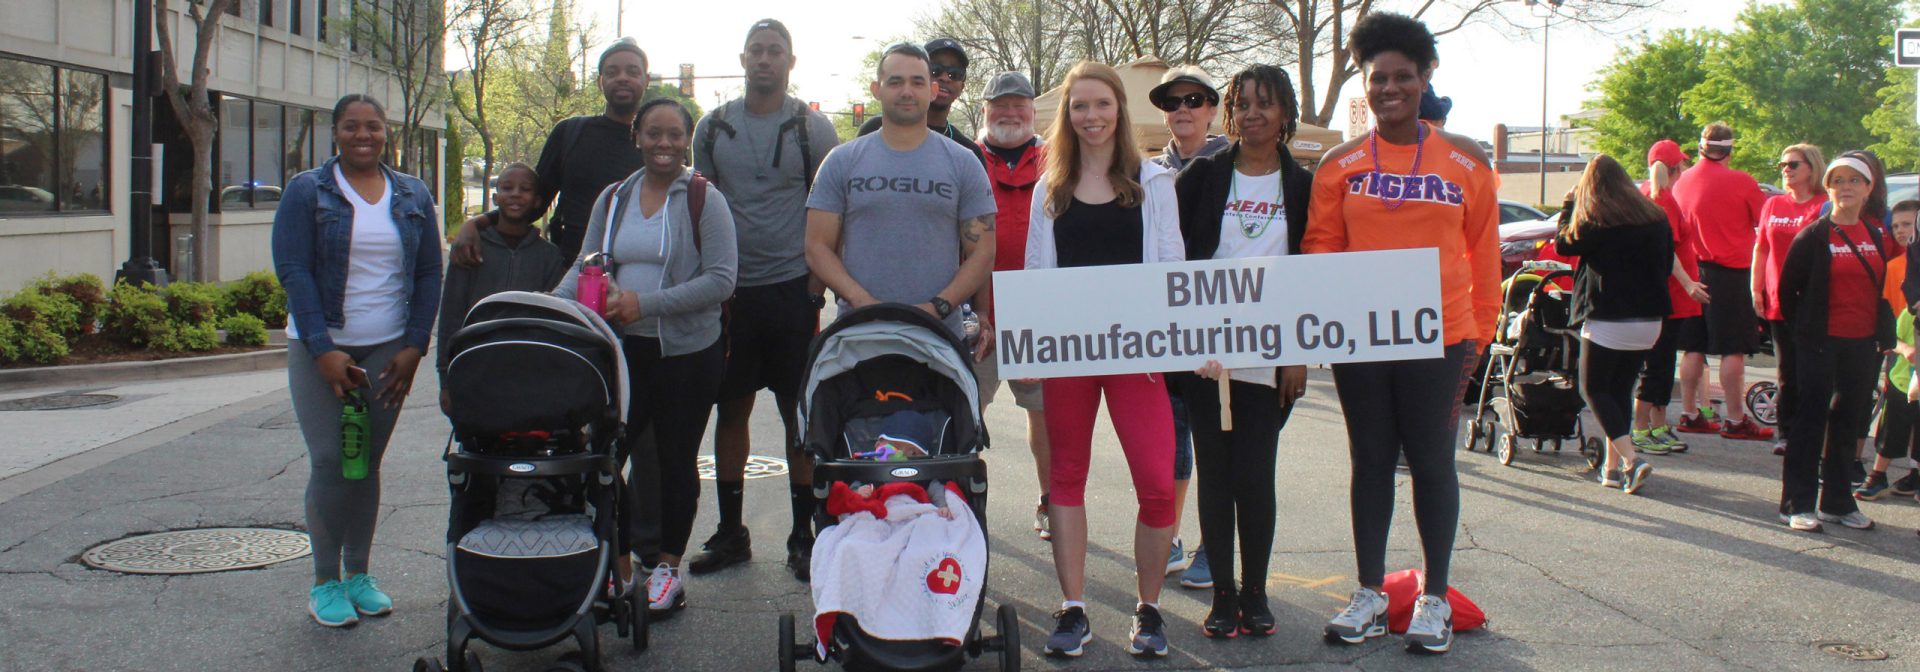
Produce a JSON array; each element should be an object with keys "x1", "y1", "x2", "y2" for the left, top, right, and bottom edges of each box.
[
  {"x1": 290, "y1": 338, "x2": 409, "y2": 581},
  {"x1": 1582, "y1": 339, "x2": 1650, "y2": 441},
  {"x1": 1331, "y1": 341, "x2": 1473, "y2": 595},
  {"x1": 1874, "y1": 388, "x2": 1919, "y2": 462},
  {"x1": 1178, "y1": 375, "x2": 1293, "y2": 594},
  {"x1": 1781, "y1": 336, "x2": 1874, "y2": 517},
  {"x1": 621, "y1": 335, "x2": 725, "y2": 560},
  {"x1": 1636, "y1": 318, "x2": 1685, "y2": 407},
  {"x1": 1043, "y1": 373, "x2": 1176, "y2": 528}
]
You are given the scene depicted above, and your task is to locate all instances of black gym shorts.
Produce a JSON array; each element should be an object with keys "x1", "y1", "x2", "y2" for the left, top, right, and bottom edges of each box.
[{"x1": 715, "y1": 275, "x2": 818, "y2": 403}]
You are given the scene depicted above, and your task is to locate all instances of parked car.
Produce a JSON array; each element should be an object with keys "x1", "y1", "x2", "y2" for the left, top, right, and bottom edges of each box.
[
  {"x1": 1889, "y1": 172, "x2": 1917, "y2": 206},
  {"x1": 0, "y1": 185, "x2": 56, "y2": 212},
  {"x1": 1499, "y1": 200, "x2": 1548, "y2": 225},
  {"x1": 219, "y1": 184, "x2": 284, "y2": 206},
  {"x1": 1498, "y1": 214, "x2": 1559, "y2": 278}
]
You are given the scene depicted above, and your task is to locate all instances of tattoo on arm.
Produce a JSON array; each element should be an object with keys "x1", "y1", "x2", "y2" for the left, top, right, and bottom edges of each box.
[{"x1": 961, "y1": 215, "x2": 996, "y2": 244}]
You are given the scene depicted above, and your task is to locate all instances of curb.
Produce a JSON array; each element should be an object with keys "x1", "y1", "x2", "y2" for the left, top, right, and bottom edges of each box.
[{"x1": 0, "y1": 348, "x2": 288, "y2": 392}]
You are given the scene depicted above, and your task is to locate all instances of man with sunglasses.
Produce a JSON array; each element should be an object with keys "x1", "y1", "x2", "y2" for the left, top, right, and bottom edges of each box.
[
  {"x1": 858, "y1": 38, "x2": 985, "y2": 166},
  {"x1": 1148, "y1": 66, "x2": 1230, "y2": 172},
  {"x1": 1141, "y1": 64, "x2": 1229, "y2": 593}
]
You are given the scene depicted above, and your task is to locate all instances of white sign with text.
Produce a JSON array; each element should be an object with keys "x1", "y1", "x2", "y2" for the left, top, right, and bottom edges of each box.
[{"x1": 993, "y1": 249, "x2": 1446, "y2": 379}]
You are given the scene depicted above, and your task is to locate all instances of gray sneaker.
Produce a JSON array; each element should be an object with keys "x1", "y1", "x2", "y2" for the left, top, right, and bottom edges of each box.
[
  {"x1": 1164, "y1": 537, "x2": 1189, "y2": 575},
  {"x1": 1128, "y1": 603, "x2": 1169, "y2": 657},
  {"x1": 1179, "y1": 545, "x2": 1214, "y2": 588},
  {"x1": 1324, "y1": 587, "x2": 1389, "y2": 645},
  {"x1": 1599, "y1": 469, "x2": 1624, "y2": 488},
  {"x1": 1405, "y1": 594, "x2": 1454, "y2": 654},
  {"x1": 1044, "y1": 606, "x2": 1091, "y2": 657},
  {"x1": 1622, "y1": 459, "x2": 1653, "y2": 495}
]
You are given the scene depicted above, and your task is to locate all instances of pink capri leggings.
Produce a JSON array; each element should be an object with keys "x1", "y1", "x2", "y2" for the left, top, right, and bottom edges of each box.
[{"x1": 1043, "y1": 373, "x2": 1177, "y2": 528}]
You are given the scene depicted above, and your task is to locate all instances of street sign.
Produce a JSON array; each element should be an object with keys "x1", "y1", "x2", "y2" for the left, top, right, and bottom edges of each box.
[
  {"x1": 1897, "y1": 29, "x2": 1920, "y2": 67},
  {"x1": 1348, "y1": 97, "x2": 1369, "y2": 139}
]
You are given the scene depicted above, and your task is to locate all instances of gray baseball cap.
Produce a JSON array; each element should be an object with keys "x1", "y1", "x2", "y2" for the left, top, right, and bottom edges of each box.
[
  {"x1": 983, "y1": 71, "x2": 1036, "y2": 100},
  {"x1": 1148, "y1": 65, "x2": 1219, "y2": 107}
]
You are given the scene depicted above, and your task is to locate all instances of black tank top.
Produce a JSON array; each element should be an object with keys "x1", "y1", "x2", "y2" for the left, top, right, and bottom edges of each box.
[{"x1": 1053, "y1": 197, "x2": 1144, "y2": 268}]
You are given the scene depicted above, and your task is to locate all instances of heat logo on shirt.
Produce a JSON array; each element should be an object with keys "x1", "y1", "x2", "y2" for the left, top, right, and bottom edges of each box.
[
  {"x1": 1225, "y1": 200, "x2": 1282, "y2": 237},
  {"x1": 1344, "y1": 172, "x2": 1465, "y2": 206}
]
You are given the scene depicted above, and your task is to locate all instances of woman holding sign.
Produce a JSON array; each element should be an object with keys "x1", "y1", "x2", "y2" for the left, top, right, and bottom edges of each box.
[
  {"x1": 1171, "y1": 64, "x2": 1313, "y2": 639},
  {"x1": 1301, "y1": 13, "x2": 1500, "y2": 655},
  {"x1": 1024, "y1": 61, "x2": 1186, "y2": 659}
]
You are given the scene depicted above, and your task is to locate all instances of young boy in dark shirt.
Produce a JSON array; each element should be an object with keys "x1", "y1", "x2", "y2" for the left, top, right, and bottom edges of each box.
[{"x1": 437, "y1": 163, "x2": 570, "y2": 410}]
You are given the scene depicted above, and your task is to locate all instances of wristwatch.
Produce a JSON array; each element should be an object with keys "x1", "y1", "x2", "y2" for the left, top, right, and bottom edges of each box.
[
  {"x1": 808, "y1": 293, "x2": 827, "y2": 310},
  {"x1": 929, "y1": 296, "x2": 953, "y2": 318}
]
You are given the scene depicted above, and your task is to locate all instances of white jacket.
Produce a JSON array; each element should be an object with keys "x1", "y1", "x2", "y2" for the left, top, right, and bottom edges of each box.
[{"x1": 1024, "y1": 159, "x2": 1186, "y2": 270}]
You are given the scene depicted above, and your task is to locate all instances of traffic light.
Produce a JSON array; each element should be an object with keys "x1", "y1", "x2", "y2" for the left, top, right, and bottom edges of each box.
[
  {"x1": 852, "y1": 103, "x2": 865, "y2": 125},
  {"x1": 678, "y1": 64, "x2": 694, "y2": 97}
]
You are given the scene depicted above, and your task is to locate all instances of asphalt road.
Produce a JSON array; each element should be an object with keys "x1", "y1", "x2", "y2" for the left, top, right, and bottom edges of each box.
[{"x1": 1, "y1": 364, "x2": 1916, "y2": 672}]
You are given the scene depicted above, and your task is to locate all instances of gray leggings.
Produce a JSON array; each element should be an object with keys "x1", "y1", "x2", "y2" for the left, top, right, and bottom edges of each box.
[{"x1": 289, "y1": 338, "x2": 407, "y2": 581}]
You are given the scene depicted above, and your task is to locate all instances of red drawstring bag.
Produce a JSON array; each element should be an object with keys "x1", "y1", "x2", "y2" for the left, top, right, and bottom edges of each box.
[{"x1": 1380, "y1": 569, "x2": 1487, "y2": 633}]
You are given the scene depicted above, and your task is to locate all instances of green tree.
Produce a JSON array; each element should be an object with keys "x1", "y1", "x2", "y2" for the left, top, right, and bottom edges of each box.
[
  {"x1": 1865, "y1": 48, "x2": 1919, "y2": 173},
  {"x1": 443, "y1": 120, "x2": 467, "y2": 235},
  {"x1": 1681, "y1": 0, "x2": 1900, "y2": 180},
  {"x1": 1585, "y1": 30, "x2": 1718, "y2": 179}
]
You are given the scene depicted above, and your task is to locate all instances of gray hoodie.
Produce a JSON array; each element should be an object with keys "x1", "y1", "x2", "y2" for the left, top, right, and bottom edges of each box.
[
  {"x1": 555, "y1": 170, "x2": 738, "y2": 356},
  {"x1": 437, "y1": 225, "x2": 568, "y2": 377}
]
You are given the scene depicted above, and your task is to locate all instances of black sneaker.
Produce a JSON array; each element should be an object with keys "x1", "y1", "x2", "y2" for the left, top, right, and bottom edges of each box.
[
  {"x1": 1238, "y1": 586, "x2": 1275, "y2": 637},
  {"x1": 785, "y1": 532, "x2": 814, "y2": 583},
  {"x1": 1851, "y1": 460, "x2": 1868, "y2": 487},
  {"x1": 1891, "y1": 470, "x2": 1919, "y2": 496},
  {"x1": 687, "y1": 526, "x2": 751, "y2": 575},
  {"x1": 1203, "y1": 588, "x2": 1239, "y2": 639}
]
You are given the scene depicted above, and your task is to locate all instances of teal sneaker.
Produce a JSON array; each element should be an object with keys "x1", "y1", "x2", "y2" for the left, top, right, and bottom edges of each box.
[
  {"x1": 343, "y1": 573, "x2": 393, "y2": 617},
  {"x1": 1164, "y1": 537, "x2": 1189, "y2": 575},
  {"x1": 308, "y1": 580, "x2": 359, "y2": 627}
]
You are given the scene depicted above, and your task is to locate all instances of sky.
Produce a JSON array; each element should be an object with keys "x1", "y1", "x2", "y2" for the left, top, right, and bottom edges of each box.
[{"x1": 542, "y1": 0, "x2": 1779, "y2": 138}]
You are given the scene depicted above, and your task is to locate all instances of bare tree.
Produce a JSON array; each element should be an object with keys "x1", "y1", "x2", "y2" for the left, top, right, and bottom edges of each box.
[
  {"x1": 155, "y1": 0, "x2": 237, "y2": 282},
  {"x1": 1266, "y1": 0, "x2": 1660, "y2": 127},
  {"x1": 447, "y1": 0, "x2": 533, "y2": 210},
  {"x1": 341, "y1": 0, "x2": 445, "y2": 175}
]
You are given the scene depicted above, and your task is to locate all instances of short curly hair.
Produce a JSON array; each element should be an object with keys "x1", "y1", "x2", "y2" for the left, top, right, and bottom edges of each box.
[
  {"x1": 1221, "y1": 65, "x2": 1298, "y2": 144},
  {"x1": 1349, "y1": 12, "x2": 1438, "y2": 72}
]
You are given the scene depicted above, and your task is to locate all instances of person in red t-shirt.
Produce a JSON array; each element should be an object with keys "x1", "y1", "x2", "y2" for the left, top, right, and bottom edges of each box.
[
  {"x1": 1632, "y1": 140, "x2": 1711, "y2": 453},
  {"x1": 1775, "y1": 156, "x2": 1888, "y2": 533},
  {"x1": 1670, "y1": 122, "x2": 1772, "y2": 441},
  {"x1": 1748, "y1": 143, "x2": 1829, "y2": 455}
]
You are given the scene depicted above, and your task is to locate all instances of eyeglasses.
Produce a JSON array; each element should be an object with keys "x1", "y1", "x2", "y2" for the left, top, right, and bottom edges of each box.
[
  {"x1": 930, "y1": 63, "x2": 968, "y2": 81},
  {"x1": 1777, "y1": 160, "x2": 1804, "y2": 171},
  {"x1": 1155, "y1": 92, "x2": 1213, "y2": 112}
]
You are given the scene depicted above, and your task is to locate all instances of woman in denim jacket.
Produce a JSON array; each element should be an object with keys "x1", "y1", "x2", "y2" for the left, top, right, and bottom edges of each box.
[{"x1": 271, "y1": 94, "x2": 442, "y2": 628}]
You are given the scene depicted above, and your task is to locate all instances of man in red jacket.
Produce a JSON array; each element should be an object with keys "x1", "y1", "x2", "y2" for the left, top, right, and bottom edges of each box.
[
  {"x1": 1670, "y1": 122, "x2": 1773, "y2": 441},
  {"x1": 970, "y1": 71, "x2": 1053, "y2": 538}
]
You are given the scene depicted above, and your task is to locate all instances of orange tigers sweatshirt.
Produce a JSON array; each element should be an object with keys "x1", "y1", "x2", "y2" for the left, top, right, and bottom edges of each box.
[{"x1": 1302, "y1": 126, "x2": 1502, "y2": 346}]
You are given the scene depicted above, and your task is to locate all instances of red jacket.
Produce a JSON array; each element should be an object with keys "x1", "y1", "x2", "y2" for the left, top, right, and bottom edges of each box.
[{"x1": 978, "y1": 141, "x2": 1045, "y2": 321}]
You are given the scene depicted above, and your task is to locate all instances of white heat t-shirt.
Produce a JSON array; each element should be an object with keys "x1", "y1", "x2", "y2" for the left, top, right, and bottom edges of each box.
[{"x1": 1212, "y1": 169, "x2": 1290, "y2": 388}]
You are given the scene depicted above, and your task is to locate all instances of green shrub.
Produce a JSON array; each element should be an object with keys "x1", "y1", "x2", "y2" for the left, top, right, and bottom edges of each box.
[
  {"x1": 30, "y1": 272, "x2": 106, "y2": 333},
  {"x1": 226, "y1": 271, "x2": 288, "y2": 328},
  {"x1": 154, "y1": 321, "x2": 220, "y2": 352},
  {"x1": 14, "y1": 320, "x2": 70, "y2": 364},
  {"x1": 220, "y1": 314, "x2": 269, "y2": 346},
  {"x1": 2, "y1": 289, "x2": 82, "y2": 337},
  {"x1": 165, "y1": 281, "x2": 227, "y2": 324},
  {"x1": 0, "y1": 316, "x2": 20, "y2": 364},
  {"x1": 102, "y1": 281, "x2": 171, "y2": 347}
]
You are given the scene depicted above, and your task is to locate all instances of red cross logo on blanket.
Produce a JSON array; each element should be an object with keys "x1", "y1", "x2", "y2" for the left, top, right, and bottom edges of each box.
[{"x1": 926, "y1": 557, "x2": 963, "y2": 595}]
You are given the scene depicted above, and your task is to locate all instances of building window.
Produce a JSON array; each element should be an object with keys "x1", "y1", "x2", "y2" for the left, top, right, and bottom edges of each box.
[
  {"x1": 286, "y1": 108, "x2": 315, "y2": 181},
  {"x1": 262, "y1": 0, "x2": 276, "y2": 28},
  {"x1": 317, "y1": 0, "x2": 329, "y2": 42},
  {"x1": 291, "y1": 0, "x2": 304, "y2": 36},
  {"x1": 0, "y1": 55, "x2": 110, "y2": 214},
  {"x1": 218, "y1": 97, "x2": 254, "y2": 209},
  {"x1": 315, "y1": 110, "x2": 334, "y2": 159},
  {"x1": 252, "y1": 102, "x2": 285, "y2": 202}
]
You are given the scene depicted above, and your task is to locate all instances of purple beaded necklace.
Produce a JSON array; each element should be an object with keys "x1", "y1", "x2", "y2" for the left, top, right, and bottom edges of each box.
[{"x1": 1369, "y1": 122, "x2": 1428, "y2": 211}]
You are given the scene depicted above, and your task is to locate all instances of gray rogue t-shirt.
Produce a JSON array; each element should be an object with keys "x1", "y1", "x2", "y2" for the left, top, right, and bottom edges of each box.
[
  {"x1": 807, "y1": 129, "x2": 996, "y2": 334},
  {"x1": 693, "y1": 97, "x2": 840, "y2": 287}
]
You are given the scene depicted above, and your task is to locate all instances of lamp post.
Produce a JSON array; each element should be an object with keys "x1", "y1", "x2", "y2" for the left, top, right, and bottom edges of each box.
[
  {"x1": 119, "y1": 0, "x2": 167, "y2": 286},
  {"x1": 1528, "y1": 0, "x2": 1564, "y2": 206}
]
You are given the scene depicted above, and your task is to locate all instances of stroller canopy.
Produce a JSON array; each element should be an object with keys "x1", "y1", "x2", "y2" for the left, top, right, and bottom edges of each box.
[
  {"x1": 801, "y1": 304, "x2": 985, "y2": 454},
  {"x1": 444, "y1": 291, "x2": 631, "y2": 433}
]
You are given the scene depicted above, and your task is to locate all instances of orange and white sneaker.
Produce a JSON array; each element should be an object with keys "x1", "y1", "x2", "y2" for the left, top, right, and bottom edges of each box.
[
  {"x1": 646, "y1": 562, "x2": 686, "y2": 615},
  {"x1": 1720, "y1": 417, "x2": 1774, "y2": 441}
]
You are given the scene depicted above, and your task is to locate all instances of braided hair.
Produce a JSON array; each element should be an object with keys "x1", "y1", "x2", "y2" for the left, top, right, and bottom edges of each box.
[{"x1": 1220, "y1": 64, "x2": 1298, "y2": 145}]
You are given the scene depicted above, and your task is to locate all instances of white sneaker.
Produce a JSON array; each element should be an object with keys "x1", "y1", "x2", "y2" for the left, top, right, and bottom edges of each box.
[
  {"x1": 1783, "y1": 512, "x2": 1823, "y2": 532},
  {"x1": 1405, "y1": 594, "x2": 1454, "y2": 654},
  {"x1": 646, "y1": 562, "x2": 685, "y2": 614},
  {"x1": 1323, "y1": 587, "x2": 1389, "y2": 644},
  {"x1": 1817, "y1": 510, "x2": 1874, "y2": 530}
]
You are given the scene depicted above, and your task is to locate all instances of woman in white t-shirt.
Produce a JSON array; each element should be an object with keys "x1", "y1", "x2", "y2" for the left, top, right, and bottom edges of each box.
[
  {"x1": 1170, "y1": 65, "x2": 1315, "y2": 639},
  {"x1": 272, "y1": 94, "x2": 443, "y2": 628}
]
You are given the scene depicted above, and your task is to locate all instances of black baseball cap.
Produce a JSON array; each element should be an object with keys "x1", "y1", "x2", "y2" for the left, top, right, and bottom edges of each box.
[
  {"x1": 923, "y1": 38, "x2": 968, "y2": 66},
  {"x1": 746, "y1": 18, "x2": 791, "y2": 49}
]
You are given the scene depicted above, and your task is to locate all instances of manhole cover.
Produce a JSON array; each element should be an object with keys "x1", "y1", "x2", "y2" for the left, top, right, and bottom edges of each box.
[
  {"x1": 1815, "y1": 641, "x2": 1890, "y2": 661},
  {"x1": 82, "y1": 528, "x2": 311, "y2": 575},
  {"x1": 696, "y1": 455, "x2": 789, "y2": 480},
  {"x1": 0, "y1": 393, "x2": 120, "y2": 411}
]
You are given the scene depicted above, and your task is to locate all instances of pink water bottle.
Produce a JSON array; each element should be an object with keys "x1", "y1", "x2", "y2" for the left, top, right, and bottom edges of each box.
[{"x1": 577, "y1": 254, "x2": 609, "y2": 316}]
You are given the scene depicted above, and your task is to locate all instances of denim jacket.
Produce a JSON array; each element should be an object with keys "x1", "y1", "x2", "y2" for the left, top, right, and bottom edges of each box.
[{"x1": 272, "y1": 156, "x2": 443, "y2": 358}]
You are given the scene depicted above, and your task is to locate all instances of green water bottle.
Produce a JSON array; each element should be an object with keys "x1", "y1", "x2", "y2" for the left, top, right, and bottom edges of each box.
[{"x1": 341, "y1": 391, "x2": 370, "y2": 480}]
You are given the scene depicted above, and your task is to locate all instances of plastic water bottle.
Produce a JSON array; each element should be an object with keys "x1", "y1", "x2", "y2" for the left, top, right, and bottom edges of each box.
[
  {"x1": 340, "y1": 391, "x2": 370, "y2": 480},
  {"x1": 577, "y1": 255, "x2": 609, "y2": 316}
]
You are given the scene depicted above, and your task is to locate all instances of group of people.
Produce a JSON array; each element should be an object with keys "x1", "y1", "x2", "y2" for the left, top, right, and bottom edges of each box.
[{"x1": 281, "y1": 8, "x2": 1920, "y2": 662}]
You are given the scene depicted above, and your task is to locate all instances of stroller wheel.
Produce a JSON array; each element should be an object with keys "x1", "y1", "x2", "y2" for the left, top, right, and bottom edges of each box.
[
  {"x1": 613, "y1": 593, "x2": 629, "y2": 638},
  {"x1": 632, "y1": 594, "x2": 650, "y2": 652},
  {"x1": 457, "y1": 650, "x2": 483, "y2": 672},
  {"x1": 1462, "y1": 417, "x2": 1485, "y2": 452},
  {"x1": 1745, "y1": 381, "x2": 1779, "y2": 426},
  {"x1": 779, "y1": 613, "x2": 799, "y2": 672},
  {"x1": 997, "y1": 603, "x2": 1022, "y2": 671},
  {"x1": 1497, "y1": 434, "x2": 1517, "y2": 466},
  {"x1": 413, "y1": 658, "x2": 445, "y2": 672},
  {"x1": 1582, "y1": 437, "x2": 1604, "y2": 472}
]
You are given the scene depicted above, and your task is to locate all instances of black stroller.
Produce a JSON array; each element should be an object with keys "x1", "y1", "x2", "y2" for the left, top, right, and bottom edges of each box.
[
  {"x1": 415, "y1": 292, "x2": 647, "y2": 672},
  {"x1": 776, "y1": 304, "x2": 1019, "y2": 672},
  {"x1": 1464, "y1": 264, "x2": 1604, "y2": 469}
]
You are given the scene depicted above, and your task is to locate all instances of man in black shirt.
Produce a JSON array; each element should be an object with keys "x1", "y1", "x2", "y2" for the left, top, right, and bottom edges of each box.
[
  {"x1": 857, "y1": 38, "x2": 983, "y2": 163},
  {"x1": 451, "y1": 38, "x2": 650, "y2": 264}
]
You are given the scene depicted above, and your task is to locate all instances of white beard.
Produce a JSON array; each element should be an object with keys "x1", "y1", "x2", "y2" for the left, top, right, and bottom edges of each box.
[{"x1": 987, "y1": 122, "x2": 1033, "y2": 147}]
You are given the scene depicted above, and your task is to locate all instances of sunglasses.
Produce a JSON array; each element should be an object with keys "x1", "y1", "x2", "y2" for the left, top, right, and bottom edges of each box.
[
  {"x1": 930, "y1": 63, "x2": 968, "y2": 81},
  {"x1": 1778, "y1": 160, "x2": 1804, "y2": 170},
  {"x1": 1155, "y1": 92, "x2": 1213, "y2": 112}
]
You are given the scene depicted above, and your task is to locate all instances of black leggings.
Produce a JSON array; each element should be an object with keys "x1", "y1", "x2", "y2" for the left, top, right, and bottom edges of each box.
[
  {"x1": 1179, "y1": 375, "x2": 1293, "y2": 594},
  {"x1": 1331, "y1": 341, "x2": 1473, "y2": 595},
  {"x1": 1781, "y1": 335, "x2": 1874, "y2": 516},
  {"x1": 1582, "y1": 339, "x2": 1649, "y2": 442},
  {"x1": 621, "y1": 335, "x2": 725, "y2": 560},
  {"x1": 1635, "y1": 318, "x2": 1685, "y2": 406},
  {"x1": 1770, "y1": 319, "x2": 1797, "y2": 440}
]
